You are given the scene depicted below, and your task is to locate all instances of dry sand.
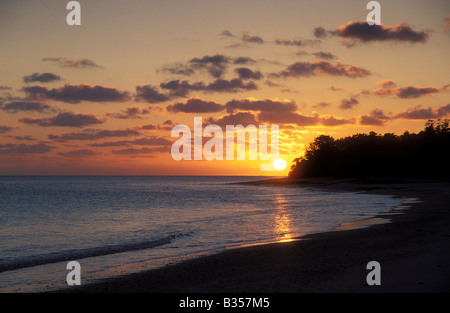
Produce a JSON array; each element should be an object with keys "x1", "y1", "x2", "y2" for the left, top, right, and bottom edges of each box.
[{"x1": 60, "y1": 179, "x2": 450, "y2": 293}]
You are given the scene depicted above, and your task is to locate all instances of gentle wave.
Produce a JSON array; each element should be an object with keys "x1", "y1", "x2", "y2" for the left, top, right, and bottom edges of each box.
[{"x1": 0, "y1": 233, "x2": 186, "y2": 273}]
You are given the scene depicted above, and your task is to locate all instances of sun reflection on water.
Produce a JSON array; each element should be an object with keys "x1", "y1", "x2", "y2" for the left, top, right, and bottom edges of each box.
[{"x1": 273, "y1": 194, "x2": 293, "y2": 242}]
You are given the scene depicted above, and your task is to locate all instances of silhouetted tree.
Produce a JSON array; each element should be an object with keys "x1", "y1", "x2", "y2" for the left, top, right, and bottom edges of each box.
[{"x1": 289, "y1": 119, "x2": 450, "y2": 179}]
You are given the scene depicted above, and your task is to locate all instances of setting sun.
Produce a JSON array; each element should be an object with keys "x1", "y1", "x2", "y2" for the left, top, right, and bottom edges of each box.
[{"x1": 274, "y1": 159, "x2": 287, "y2": 171}]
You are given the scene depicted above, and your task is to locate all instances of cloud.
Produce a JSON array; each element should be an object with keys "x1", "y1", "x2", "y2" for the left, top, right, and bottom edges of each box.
[
  {"x1": 135, "y1": 84, "x2": 171, "y2": 103},
  {"x1": 374, "y1": 80, "x2": 396, "y2": 88},
  {"x1": 257, "y1": 110, "x2": 354, "y2": 126},
  {"x1": 0, "y1": 100, "x2": 56, "y2": 113},
  {"x1": 328, "y1": 86, "x2": 344, "y2": 91},
  {"x1": 206, "y1": 112, "x2": 258, "y2": 127},
  {"x1": 394, "y1": 104, "x2": 450, "y2": 120},
  {"x1": 311, "y1": 51, "x2": 338, "y2": 60},
  {"x1": 90, "y1": 136, "x2": 172, "y2": 147},
  {"x1": 23, "y1": 84, "x2": 131, "y2": 103},
  {"x1": 58, "y1": 149, "x2": 97, "y2": 157},
  {"x1": 274, "y1": 38, "x2": 321, "y2": 47},
  {"x1": 160, "y1": 54, "x2": 257, "y2": 79},
  {"x1": 7, "y1": 135, "x2": 36, "y2": 141},
  {"x1": 359, "y1": 109, "x2": 391, "y2": 126},
  {"x1": 234, "y1": 68, "x2": 263, "y2": 80},
  {"x1": 23, "y1": 72, "x2": 61, "y2": 83},
  {"x1": 42, "y1": 57, "x2": 103, "y2": 69},
  {"x1": 19, "y1": 112, "x2": 105, "y2": 128},
  {"x1": 160, "y1": 54, "x2": 230, "y2": 79},
  {"x1": 112, "y1": 146, "x2": 167, "y2": 155},
  {"x1": 373, "y1": 85, "x2": 447, "y2": 99},
  {"x1": 445, "y1": 15, "x2": 450, "y2": 31},
  {"x1": 188, "y1": 54, "x2": 231, "y2": 78},
  {"x1": 270, "y1": 60, "x2": 371, "y2": 79},
  {"x1": 0, "y1": 126, "x2": 14, "y2": 134},
  {"x1": 0, "y1": 85, "x2": 12, "y2": 90},
  {"x1": 0, "y1": 143, "x2": 52, "y2": 154},
  {"x1": 107, "y1": 106, "x2": 151, "y2": 119},
  {"x1": 220, "y1": 30, "x2": 235, "y2": 37},
  {"x1": 160, "y1": 78, "x2": 258, "y2": 95},
  {"x1": 241, "y1": 32, "x2": 264, "y2": 44},
  {"x1": 313, "y1": 101, "x2": 332, "y2": 109},
  {"x1": 225, "y1": 98, "x2": 297, "y2": 114},
  {"x1": 339, "y1": 97, "x2": 359, "y2": 110},
  {"x1": 330, "y1": 21, "x2": 429, "y2": 46},
  {"x1": 233, "y1": 57, "x2": 256, "y2": 65},
  {"x1": 47, "y1": 128, "x2": 142, "y2": 142},
  {"x1": 314, "y1": 26, "x2": 327, "y2": 39},
  {"x1": 166, "y1": 97, "x2": 225, "y2": 113}
]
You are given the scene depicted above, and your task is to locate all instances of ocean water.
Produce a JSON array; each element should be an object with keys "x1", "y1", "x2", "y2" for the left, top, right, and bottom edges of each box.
[{"x1": 0, "y1": 176, "x2": 402, "y2": 292}]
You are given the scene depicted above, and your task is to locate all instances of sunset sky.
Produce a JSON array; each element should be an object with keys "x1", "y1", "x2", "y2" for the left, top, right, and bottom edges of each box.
[{"x1": 0, "y1": 0, "x2": 449, "y2": 175}]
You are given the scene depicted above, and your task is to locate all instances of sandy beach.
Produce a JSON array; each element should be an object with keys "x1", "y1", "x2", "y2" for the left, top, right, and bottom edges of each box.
[{"x1": 59, "y1": 179, "x2": 450, "y2": 293}]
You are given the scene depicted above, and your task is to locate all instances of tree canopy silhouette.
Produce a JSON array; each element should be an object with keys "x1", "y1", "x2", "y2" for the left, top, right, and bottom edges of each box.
[{"x1": 289, "y1": 119, "x2": 450, "y2": 179}]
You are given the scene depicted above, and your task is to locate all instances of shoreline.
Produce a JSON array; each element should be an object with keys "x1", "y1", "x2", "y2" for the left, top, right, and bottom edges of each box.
[{"x1": 56, "y1": 178, "x2": 450, "y2": 293}]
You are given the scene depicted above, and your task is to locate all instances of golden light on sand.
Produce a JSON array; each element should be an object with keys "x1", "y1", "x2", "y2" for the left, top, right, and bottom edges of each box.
[{"x1": 274, "y1": 159, "x2": 287, "y2": 171}]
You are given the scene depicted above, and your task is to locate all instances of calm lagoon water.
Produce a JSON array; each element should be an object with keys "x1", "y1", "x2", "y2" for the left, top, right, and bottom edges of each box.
[{"x1": 0, "y1": 176, "x2": 402, "y2": 292}]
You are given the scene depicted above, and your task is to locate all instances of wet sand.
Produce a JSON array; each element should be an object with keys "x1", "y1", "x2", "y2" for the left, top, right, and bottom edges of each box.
[{"x1": 60, "y1": 179, "x2": 450, "y2": 293}]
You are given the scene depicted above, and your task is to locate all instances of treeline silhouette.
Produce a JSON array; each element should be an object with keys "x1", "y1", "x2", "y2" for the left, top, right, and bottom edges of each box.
[{"x1": 289, "y1": 119, "x2": 450, "y2": 179}]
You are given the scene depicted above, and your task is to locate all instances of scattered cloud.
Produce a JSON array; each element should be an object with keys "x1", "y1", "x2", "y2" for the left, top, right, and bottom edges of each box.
[
  {"x1": 112, "y1": 146, "x2": 167, "y2": 155},
  {"x1": 107, "y1": 106, "x2": 151, "y2": 119},
  {"x1": 359, "y1": 109, "x2": 391, "y2": 126},
  {"x1": 47, "y1": 128, "x2": 142, "y2": 142},
  {"x1": 58, "y1": 149, "x2": 97, "y2": 157},
  {"x1": 339, "y1": 97, "x2": 359, "y2": 110},
  {"x1": 374, "y1": 80, "x2": 397, "y2": 88},
  {"x1": 7, "y1": 135, "x2": 36, "y2": 141},
  {"x1": 135, "y1": 84, "x2": 171, "y2": 104},
  {"x1": 0, "y1": 143, "x2": 52, "y2": 154},
  {"x1": 160, "y1": 78, "x2": 258, "y2": 96},
  {"x1": 0, "y1": 125, "x2": 14, "y2": 134},
  {"x1": 23, "y1": 72, "x2": 61, "y2": 83},
  {"x1": 311, "y1": 51, "x2": 338, "y2": 60},
  {"x1": 206, "y1": 112, "x2": 258, "y2": 127},
  {"x1": 42, "y1": 57, "x2": 103, "y2": 69},
  {"x1": 234, "y1": 68, "x2": 263, "y2": 80},
  {"x1": 394, "y1": 104, "x2": 450, "y2": 119},
  {"x1": 166, "y1": 97, "x2": 225, "y2": 113},
  {"x1": 257, "y1": 110, "x2": 354, "y2": 126},
  {"x1": 313, "y1": 26, "x2": 327, "y2": 39},
  {"x1": 90, "y1": 136, "x2": 172, "y2": 147},
  {"x1": 313, "y1": 101, "x2": 332, "y2": 109},
  {"x1": 329, "y1": 21, "x2": 429, "y2": 46},
  {"x1": 270, "y1": 60, "x2": 371, "y2": 79},
  {"x1": 19, "y1": 112, "x2": 105, "y2": 128},
  {"x1": 225, "y1": 98, "x2": 297, "y2": 114},
  {"x1": 445, "y1": 15, "x2": 450, "y2": 31},
  {"x1": 219, "y1": 30, "x2": 235, "y2": 37},
  {"x1": 23, "y1": 84, "x2": 131, "y2": 103},
  {"x1": 373, "y1": 85, "x2": 448, "y2": 99},
  {"x1": 0, "y1": 100, "x2": 57, "y2": 113},
  {"x1": 241, "y1": 32, "x2": 264, "y2": 44},
  {"x1": 160, "y1": 54, "x2": 258, "y2": 79},
  {"x1": 274, "y1": 37, "x2": 321, "y2": 47},
  {"x1": 0, "y1": 85, "x2": 12, "y2": 90},
  {"x1": 327, "y1": 86, "x2": 344, "y2": 91}
]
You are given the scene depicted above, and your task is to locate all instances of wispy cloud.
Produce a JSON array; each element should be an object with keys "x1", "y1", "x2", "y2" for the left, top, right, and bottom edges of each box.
[
  {"x1": 23, "y1": 84, "x2": 130, "y2": 103},
  {"x1": 42, "y1": 57, "x2": 103, "y2": 69},
  {"x1": 319, "y1": 21, "x2": 429, "y2": 47},
  {"x1": 0, "y1": 100, "x2": 57, "y2": 113},
  {"x1": 0, "y1": 143, "x2": 52, "y2": 154},
  {"x1": 270, "y1": 60, "x2": 371, "y2": 79},
  {"x1": 166, "y1": 97, "x2": 225, "y2": 113},
  {"x1": 23, "y1": 72, "x2": 61, "y2": 83},
  {"x1": 19, "y1": 112, "x2": 105, "y2": 128}
]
